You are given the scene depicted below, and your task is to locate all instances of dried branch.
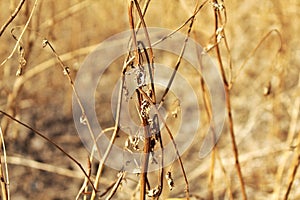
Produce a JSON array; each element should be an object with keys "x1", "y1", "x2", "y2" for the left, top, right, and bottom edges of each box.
[
  {"x1": 1, "y1": 0, "x2": 38, "y2": 66},
  {"x1": 212, "y1": 1, "x2": 247, "y2": 199},
  {"x1": 0, "y1": 127, "x2": 9, "y2": 200},
  {"x1": 0, "y1": 110, "x2": 97, "y2": 192},
  {"x1": 0, "y1": 0, "x2": 26, "y2": 37}
]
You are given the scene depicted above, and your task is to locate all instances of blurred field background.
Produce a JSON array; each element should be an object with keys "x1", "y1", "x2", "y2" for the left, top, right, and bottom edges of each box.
[{"x1": 0, "y1": 0, "x2": 299, "y2": 199}]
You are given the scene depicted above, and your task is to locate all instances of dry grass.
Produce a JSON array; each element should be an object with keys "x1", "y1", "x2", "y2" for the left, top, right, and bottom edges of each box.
[{"x1": 0, "y1": 0, "x2": 299, "y2": 199}]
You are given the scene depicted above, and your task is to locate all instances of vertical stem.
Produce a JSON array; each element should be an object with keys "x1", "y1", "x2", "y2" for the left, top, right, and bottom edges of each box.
[
  {"x1": 140, "y1": 124, "x2": 151, "y2": 200},
  {"x1": 136, "y1": 90, "x2": 151, "y2": 200},
  {"x1": 212, "y1": 1, "x2": 247, "y2": 199}
]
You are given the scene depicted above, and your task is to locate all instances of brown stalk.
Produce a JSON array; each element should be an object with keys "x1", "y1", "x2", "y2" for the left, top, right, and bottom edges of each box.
[
  {"x1": 133, "y1": 0, "x2": 155, "y2": 101},
  {"x1": 136, "y1": 89, "x2": 151, "y2": 200},
  {"x1": 158, "y1": 0, "x2": 202, "y2": 109},
  {"x1": 1, "y1": 0, "x2": 38, "y2": 66},
  {"x1": 42, "y1": 40, "x2": 105, "y2": 197},
  {"x1": 138, "y1": 40, "x2": 165, "y2": 198},
  {"x1": 0, "y1": 43, "x2": 97, "y2": 139},
  {"x1": 91, "y1": 1, "x2": 154, "y2": 199},
  {"x1": 138, "y1": 88, "x2": 190, "y2": 199},
  {"x1": 151, "y1": 0, "x2": 208, "y2": 48},
  {"x1": 282, "y1": 96, "x2": 300, "y2": 200},
  {"x1": 44, "y1": 40, "x2": 101, "y2": 161},
  {"x1": 0, "y1": 127, "x2": 9, "y2": 200},
  {"x1": 215, "y1": 150, "x2": 234, "y2": 200},
  {"x1": 76, "y1": 127, "x2": 114, "y2": 200},
  {"x1": 0, "y1": 0, "x2": 26, "y2": 37},
  {"x1": 133, "y1": 2, "x2": 207, "y2": 199},
  {"x1": 128, "y1": 1, "x2": 158, "y2": 199},
  {"x1": 123, "y1": 0, "x2": 208, "y2": 69},
  {"x1": 7, "y1": 155, "x2": 84, "y2": 179},
  {"x1": 283, "y1": 131, "x2": 300, "y2": 200},
  {"x1": 90, "y1": 67, "x2": 126, "y2": 200},
  {"x1": 0, "y1": 110, "x2": 97, "y2": 192},
  {"x1": 212, "y1": 1, "x2": 247, "y2": 199},
  {"x1": 194, "y1": 29, "x2": 215, "y2": 200},
  {"x1": 105, "y1": 171, "x2": 125, "y2": 200}
]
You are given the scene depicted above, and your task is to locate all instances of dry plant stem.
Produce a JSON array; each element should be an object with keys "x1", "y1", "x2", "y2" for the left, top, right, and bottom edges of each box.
[
  {"x1": 126, "y1": 0, "x2": 151, "y2": 52},
  {"x1": 156, "y1": 0, "x2": 208, "y2": 107},
  {"x1": 83, "y1": 160, "x2": 92, "y2": 200},
  {"x1": 98, "y1": 173, "x2": 129, "y2": 199},
  {"x1": 208, "y1": 127, "x2": 215, "y2": 199},
  {"x1": 76, "y1": 127, "x2": 114, "y2": 200},
  {"x1": 138, "y1": 41, "x2": 165, "y2": 195},
  {"x1": 105, "y1": 171, "x2": 125, "y2": 200},
  {"x1": 212, "y1": 2, "x2": 247, "y2": 199},
  {"x1": 40, "y1": 0, "x2": 90, "y2": 29},
  {"x1": 135, "y1": 0, "x2": 151, "y2": 31},
  {"x1": 90, "y1": 69, "x2": 126, "y2": 200},
  {"x1": 279, "y1": 92, "x2": 300, "y2": 200},
  {"x1": 98, "y1": 181, "x2": 117, "y2": 198},
  {"x1": 282, "y1": 92, "x2": 300, "y2": 200},
  {"x1": 215, "y1": 150, "x2": 234, "y2": 200},
  {"x1": 0, "y1": 0, "x2": 38, "y2": 66},
  {"x1": 124, "y1": 0, "x2": 208, "y2": 69},
  {"x1": 218, "y1": 27, "x2": 233, "y2": 87},
  {"x1": 0, "y1": 110, "x2": 97, "y2": 192},
  {"x1": 0, "y1": 0, "x2": 26, "y2": 36},
  {"x1": 233, "y1": 29, "x2": 282, "y2": 84},
  {"x1": 7, "y1": 155, "x2": 85, "y2": 179},
  {"x1": 136, "y1": 90, "x2": 151, "y2": 200},
  {"x1": 127, "y1": 5, "x2": 204, "y2": 195},
  {"x1": 199, "y1": 56, "x2": 215, "y2": 200},
  {"x1": 76, "y1": 158, "x2": 92, "y2": 200},
  {"x1": 128, "y1": 1, "x2": 157, "y2": 199},
  {"x1": 44, "y1": 41, "x2": 101, "y2": 162},
  {"x1": 151, "y1": 0, "x2": 208, "y2": 48},
  {"x1": 0, "y1": 127, "x2": 9, "y2": 200},
  {"x1": 0, "y1": 158, "x2": 8, "y2": 200},
  {"x1": 159, "y1": 4, "x2": 199, "y2": 108},
  {"x1": 134, "y1": 26, "x2": 156, "y2": 108},
  {"x1": 283, "y1": 131, "x2": 300, "y2": 200},
  {"x1": 126, "y1": 12, "x2": 157, "y2": 192},
  {"x1": 128, "y1": 0, "x2": 139, "y2": 64},
  {"x1": 0, "y1": 44, "x2": 97, "y2": 137},
  {"x1": 91, "y1": 1, "x2": 154, "y2": 197},
  {"x1": 138, "y1": 88, "x2": 190, "y2": 199},
  {"x1": 133, "y1": 0, "x2": 155, "y2": 84},
  {"x1": 194, "y1": 27, "x2": 216, "y2": 199}
]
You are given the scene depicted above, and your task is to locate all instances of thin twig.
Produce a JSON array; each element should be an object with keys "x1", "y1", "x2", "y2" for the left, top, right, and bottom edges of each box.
[
  {"x1": 283, "y1": 135, "x2": 300, "y2": 200},
  {"x1": 46, "y1": 40, "x2": 121, "y2": 199},
  {"x1": 212, "y1": 1, "x2": 247, "y2": 199},
  {"x1": 1, "y1": 0, "x2": 38, "y2": 66},
  {"x1": 158, "y1": 1, "x2": 203, "y2": 109},
  {"x1": 105, "y1": 171, "x2": 125, "y2": 200},
  {"x1": 283, "y1": 95, "x2": 300, "y2": 200},
  {"x1": 233, "y1": 29, "x2": 283, "y2": 84},
  {"x1": 89, "y1": 2, "x2": 153, "y2": 197},
  {"x1": 0, "y1": 0, "x2": 26, "y2": 37},
  {"x1": 90, "y1": 60, "x2": 127, "y2": 200},
  {"x1": 0, "y1": 110, "x2": 97, "y2": 192},
  {"x1": 76, "y1": 127, "x2": 115, "y2": 200},
  {"x1": 7, "y1": 155, "x2": 86, "y2": 179},
  {"x1": 215, "y1": 149, "x2": 234, "y2": 200},
  {"x1": 0, "y1": 127, "x2": 9, "y2": 200},
  {"x1": 194, "y1": 29, "x2": 216, "y2": 200},
  {"x1": 138, "y1": 88, "x2": 190, "y2": 199},
  {"x1": 40, "y1": 0, "x2": 90, "y2": 29},
  {"x1": 43, "y1": 40, "x2": 102, "y2": 165}
]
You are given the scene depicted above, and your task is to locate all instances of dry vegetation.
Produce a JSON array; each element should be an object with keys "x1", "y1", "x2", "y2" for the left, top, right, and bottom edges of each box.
[{"x1": 0, "y1": 0, "x2": 299, "y2": 200}]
